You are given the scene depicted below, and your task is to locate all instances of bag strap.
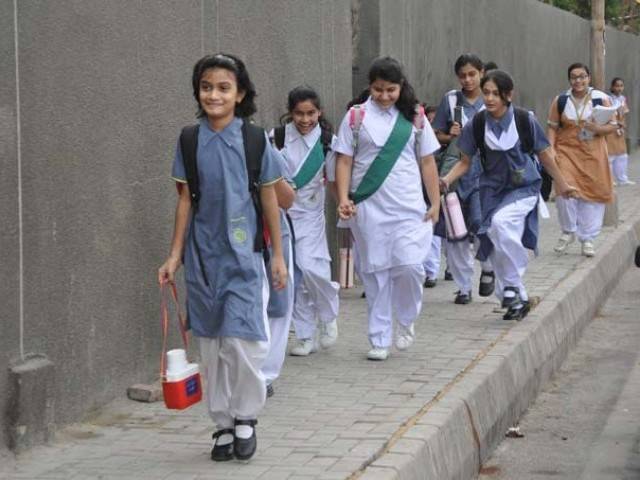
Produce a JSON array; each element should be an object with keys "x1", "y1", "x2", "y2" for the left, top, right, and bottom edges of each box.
[
  {"x1": 160, "y1": 283, "x2": 189, "y2": 380},
  {"x1": 513, "y1": 107, "x2": 534, "y2": 154},
  {"x1": 557, "y1": 93, "x2": 569, "y2": 120},
  {"x1": 454, "y1": 91, "x2": 464, "y2": 125},
  {"x1": 472, "y1": 110, "x2": 487, "y2": 162},
  {"x1": 413, "y1": 104, "x2": 426, "y2": 161},
  {"x1": 241, "y1": 119, "x2": 268, "y2": 258},
  {"x1": 179, "y1": 125, "x2": 201, "y2": 209},
  {"x1": 349, "y1": 105, "x2": 366, "y2": 155},
  {"x1": 273, "y1": 125, "x2": 286, "y2": 150}
]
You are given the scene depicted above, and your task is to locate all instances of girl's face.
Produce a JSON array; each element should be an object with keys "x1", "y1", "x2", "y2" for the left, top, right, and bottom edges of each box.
[
  {"x1": 482, "y1": 79, "x2": 511, "y2": 117},
  {"x1": 198, "y1": 67, "x2": 245, "y2": 121},
  {"x1": 612, "y1": 80, "x2": 624, "y2": 95},
  {"x1": 457, "y1": 64, "x2": 483, "y2": 94},
  {"x1": 291, "y1": 99, "x2": 321, "y2": 136},
  {"x1": 370, "y1": 79, "x2": 401, "y2": 109},
  {"x1": 569, "y1": 68, "x2": 590, "y2": 95}
]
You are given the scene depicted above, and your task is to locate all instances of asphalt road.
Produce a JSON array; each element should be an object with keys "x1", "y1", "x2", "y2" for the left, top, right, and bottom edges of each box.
[{"x1": 479, "y1": 262, "x2": 640, "y2": 480}]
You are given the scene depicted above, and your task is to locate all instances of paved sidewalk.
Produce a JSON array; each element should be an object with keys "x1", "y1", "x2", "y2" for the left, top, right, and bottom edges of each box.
[{"x1": 2, "y1": 156, "x2": 639, "y2": 480}]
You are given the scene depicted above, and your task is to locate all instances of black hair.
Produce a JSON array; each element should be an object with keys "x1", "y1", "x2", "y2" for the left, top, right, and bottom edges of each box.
[
  {"x1": 610, "y1": 77, "x2": 624, "y2": 92},
  {"x1": 279, "y1": 85, "x2": 334, "y2": 138},
  {"x1": 567, "y1": 62, "x2": 590, "y2": 80},
  {"x1": 483, "y1": 61, "x2": 498, "y2": 72},
  {"x1": 368, "y1": 56, "x2": 419, "y2": 122},
  {"x1": 192, "y1": 53, "x2": 257, "y2": 118},
  {"x1": 346, "y1": 88, "x2": 370, "y2": 110},
  {"x1": 454, "y1": 54, "x2": 484, "y2": 75},
  {"x1": 480, "y1": 69, "x2": 514, "y2": 105},
  {"x1": 424, "y1": 104, "x2": 438, "y2": 116}
]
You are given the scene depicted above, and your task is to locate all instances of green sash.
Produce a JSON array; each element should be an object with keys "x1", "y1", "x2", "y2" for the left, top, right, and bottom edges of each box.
[
  {"x1": 350, "y1": 114, "x2": 413, "y2": 204},
  {"x1": 293, "y1": 138, "x2": 324, "y2": 190}
]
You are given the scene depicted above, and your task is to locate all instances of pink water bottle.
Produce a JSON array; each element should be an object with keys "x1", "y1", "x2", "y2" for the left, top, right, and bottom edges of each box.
[{"x1": 443, "y1": 191, "x2": 468, "y2": 241}]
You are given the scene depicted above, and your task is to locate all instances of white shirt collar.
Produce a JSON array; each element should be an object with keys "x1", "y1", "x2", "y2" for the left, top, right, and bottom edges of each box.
[
  {"x1": 286, "y1": 122, "x2": 320, "y2": 149},
  {"x1": 365, "y1": 96, "x2": 398, "y2": 118}
]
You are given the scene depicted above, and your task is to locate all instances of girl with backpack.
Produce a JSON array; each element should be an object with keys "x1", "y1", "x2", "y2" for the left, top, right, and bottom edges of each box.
[
  {"x1": 607, "y1": 77, "x2": 633, "y2": 186},
  {"x1": 158, "y1": 53, "x2": 287, "y2": 462},
  {"x1": 334, "y1": 56, "x2": 441, "y2": 361},
  {"x1": 547, "y1": 63, "x2": 617, "y2": 258},
  {"x1": 441, "y1": 70, "x2": 576, "y2": 321},
  {"x1": 432, "y1": 54, "x2": 495, "y2": 305},
  {"x1": 269, "y1": 86, "x2": 340, "y2": 358}
]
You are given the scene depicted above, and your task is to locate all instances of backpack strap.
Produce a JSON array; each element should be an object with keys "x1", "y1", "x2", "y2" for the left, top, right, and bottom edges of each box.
[
  {"x1": 349, "y1": 104, "x2": 366, "y2": 155},
  {"x1": 179, "y1": 124, "x2": 201, "y2": 209},
  {"x1": 241, "y1": 119, "x2": 267, "y2": 258},
  {"x1": 472, "y1": 110, "x2": 487, "y2": 163},
  {"x1": 454, "y1": 91, "x2": 464, "y2": 125},
  {"x1": 513, "y1": 107, "x2": 534, "y2": 155},
  {"x1": 273, "y1": 125, "x2": 286, "y2": 150},
  {"x1": 557, "y1": 93, "x2": 569, "y2": 119},
  {"x1": 413, "y1": 104, "x2": 426, "y2": 161},
  {"x1": 592, "y1": 97, "x2": 603, "y2": 107}
]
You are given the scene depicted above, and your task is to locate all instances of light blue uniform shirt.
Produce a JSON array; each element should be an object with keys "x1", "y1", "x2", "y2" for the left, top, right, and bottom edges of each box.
[{"x1": 172, "y1": 117, "x2": 282, "y2": 341}]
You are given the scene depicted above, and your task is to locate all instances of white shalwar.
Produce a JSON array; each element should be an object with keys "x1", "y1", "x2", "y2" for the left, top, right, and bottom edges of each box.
[
  {"x1": 423, "y1": 235, "x2": 442, "y2": 279},
  {"x1": 199, "y1": 266, "x2": 270, "y2": 429},
  {"x1": 334, "y1": 97, "x2": 440, "y2": 348},
  {"x1": 555, "y1": 196, "x2": 606, "y2": 242},
  {"x1": 278, "y1": 123, "x2": 340, "y2": 341},
  {"x1": 261, "y1": 235, "x2": 295, "y2": 385}
]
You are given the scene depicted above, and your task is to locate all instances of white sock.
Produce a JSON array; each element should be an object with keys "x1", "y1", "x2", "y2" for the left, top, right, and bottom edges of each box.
[
  {"x1": 235, "y1": 425, "x2": 254, "y2": 439},
  {"x1": 216, "y1": 433, "x2": 233, "y2": 446},
  {"x1": 503, "y1": 289, "x2": 516, "y2": 299}
]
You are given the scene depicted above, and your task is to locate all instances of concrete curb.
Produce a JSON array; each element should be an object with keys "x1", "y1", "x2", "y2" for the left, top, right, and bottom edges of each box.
[{"x1": 356, "y1": 215, "x2": 640, "y2": 480}]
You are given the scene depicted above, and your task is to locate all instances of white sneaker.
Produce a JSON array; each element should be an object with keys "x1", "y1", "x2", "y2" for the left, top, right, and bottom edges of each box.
[
  {"x1": 395, "y1": 323, "x2": 415, "y2": 351},
  {"x1": 581, "y1": 240, "x2": 595, "y2": 257},
  {"x1": 621, "y1": 180, "x2": 636, "y2": 186},
  {"x1": 290, "y1": 338, "x2": 317, "y2": 356},
  {"x1": 319, "y1": 319, "x2": 338, "y2": 349},
  {"x1": 554, "y1": 232, "x2": 575, "y2": 253},
  {"x1": 366, "y1": 348, "x2": 389, "y2": 361}
]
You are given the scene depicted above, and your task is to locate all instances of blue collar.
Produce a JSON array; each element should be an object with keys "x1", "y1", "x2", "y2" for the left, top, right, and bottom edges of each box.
[
  {"x1": 486, "y1": 105, "x2": 514, "y2": 138},
  {"x1": 199, "y1": 116, "x2": 243, "y2": 146}
]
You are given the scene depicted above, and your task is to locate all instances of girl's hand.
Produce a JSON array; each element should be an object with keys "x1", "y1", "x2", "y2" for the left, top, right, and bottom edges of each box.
[
  {"x1": 425, "y1": 206, "x2": 440, "y2": 224},
  {"x1": 583, "y1": 120, "x2": 598, "y2": 133},
  {"x1": 449, "y1": 122, "x2": 462, "y2": 137},
  {"x1": 439, "y1": 177, "x2": 449, "y2": 193},
  {"x1": 338, "y1": 200, "x2": 356, "y2": 220},
  {"x1": 158, "y1": 256, "x2": 182, "y2": 285},
  {"x1": 270, "y1": 254, "x2": 288, "y2": 291}
]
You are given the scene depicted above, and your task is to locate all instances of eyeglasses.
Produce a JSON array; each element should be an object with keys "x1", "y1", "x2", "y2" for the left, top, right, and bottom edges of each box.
[{"x1": 569, "y1": 74, "x2": 589, "y2": 82}]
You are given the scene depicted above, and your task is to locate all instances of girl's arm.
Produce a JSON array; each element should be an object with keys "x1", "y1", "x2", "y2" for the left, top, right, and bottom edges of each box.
[
  {"x1": 261, "y1": 184, "x2": 287, "y2": 290},
  {"x1": 335, "y1": 153, "x2": 356, "y2": 219},
  {"x1": 538, "y1": 148, "x2": 576, "y2": 198},
  {"x1": 274, "y1": 178, "x2": 295, "y2": 210},
  {"x1": 546, "y1": 97, "x2": 559, "y2": 151},
  {"x1": 441, "y1": 153, "x2": 472, "y2": 191},
  {"x1": 420, "y1": 154, "x2": 440, "y2": 222},
  {"x1": 158, "y1": 184, "x2": 191, "y2": 284}
]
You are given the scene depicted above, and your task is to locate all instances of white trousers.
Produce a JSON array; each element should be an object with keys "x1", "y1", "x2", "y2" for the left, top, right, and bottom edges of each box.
[
  {"x1": 360, "y1": 264, "x2": 425, "y2": 348},
  {"x1": 423, "y1": 235, "x2": 442, "y2": 278},
  {"x1": 556, "y1": 196, "x2": 606, "y2": 242},
  {"x1": 292, "y1": 258, "x2": 339, "y2": 340},
  {"x1": 262, "y1": 240, "x2": 295, "y2": 385},
  {"x1": 609, "y1": 153, "x2": 630, "y2": 183},
  {"x1": 446, "y1": 238, "x2": 493, "y2": 294},
  {"x1": 487, "y1": 196, "x2": 538, "y2": 303},
  {"x1": 199, "y1": 267, "x2": 270, "y2": 429}
]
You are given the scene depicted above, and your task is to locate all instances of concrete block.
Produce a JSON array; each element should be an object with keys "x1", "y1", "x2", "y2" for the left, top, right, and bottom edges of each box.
[
  {"x1": 126, "y1": 383, "x2": 162, "y2": 403},
  {"x1": 6, "y1": 354, "x2": 55, "y2": 452}
]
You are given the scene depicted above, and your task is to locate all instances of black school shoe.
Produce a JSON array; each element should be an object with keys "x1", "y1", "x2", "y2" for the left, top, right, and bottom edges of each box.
[
  {"x1": 234, "y1": 419, "x2": 258, "y2": 461},
  {"x1": 478, "y1": 271, "x2": 495, "y2": 297},
  {"x1": 211, "y1": 428, "x2": 234, "y2": 462},
  {"x1": 424, "y1": 277, "x2": 437, "y2": 288},
  {"x1": 503, "y1": 300, "x2": 531, "y2": 321},
  {"x1": 501, "y1": 287, "x2": 521, "y2": 309},
  {"x1": 444, "y1": 268, "x2": 453, "y2": 281},
  {"x1": 266, "y1": 383, "x2": 274, "y2": 398},
  {"x1": 454, "y1": 291, "x2": 472, "y2": 304}
]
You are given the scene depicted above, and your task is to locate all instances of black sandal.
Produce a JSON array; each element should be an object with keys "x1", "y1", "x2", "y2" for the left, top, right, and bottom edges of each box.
[
  {"x1": 503, "y1": 300, "x2": 530, "y2": 321},
  {"x1": 478, "y1": 271, "x2": 495, "y2": 297},
  {"x1": 234, "y1": 419, "x2": 258, "y2": 461},
  {"x1": 211, "y1": 428, "x2": 234, "y2": 462}
]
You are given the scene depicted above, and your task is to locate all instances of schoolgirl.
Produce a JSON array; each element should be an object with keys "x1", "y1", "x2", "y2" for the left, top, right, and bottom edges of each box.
[
  {"x1": 158, "y1": 53, "x2": 287, "y2": 462},
  {"x1": 432, "y1": 54, "x2": 494, "y2": 304},
  {"x1": 270, "y1": 86, "x2": 340, "y2": 357},
  {"x1": 607, "y1": 77, "x2": 633, "y2": 186},
  {"x1": 334, "y1": 56, "x2": 441, "y2": 361},
  {"x1": 442, "y1": 70, "x2": 576, "y2": 321},
  {"x1": 548, "y1": 63, "x2": 617, "y2": 258}
]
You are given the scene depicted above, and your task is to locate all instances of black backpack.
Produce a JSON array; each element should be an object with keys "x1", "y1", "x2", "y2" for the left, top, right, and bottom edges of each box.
[
  {"x1": 179, "y1": 119, "x2": 266, "y2": 285},
  {"x1": 272, "y1": 125, "x2": 333, "y2": 155},
  {"x1": 472, "y1": 107, "x2": 535, "y2": 165}
]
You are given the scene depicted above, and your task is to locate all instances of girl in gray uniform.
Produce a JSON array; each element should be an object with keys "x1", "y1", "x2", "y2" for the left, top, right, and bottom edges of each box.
[{"x1": 158, "y1": 53, "x2": 287, "y2": 462}]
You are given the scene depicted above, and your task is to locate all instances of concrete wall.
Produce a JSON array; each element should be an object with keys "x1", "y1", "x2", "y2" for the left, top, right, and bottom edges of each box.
[
  {"x1": 353, "y1": 0, "x2": 640, "y2": 146},
  {"x1": 1, "y1": 0, "x2": 352, "y2": 449}
]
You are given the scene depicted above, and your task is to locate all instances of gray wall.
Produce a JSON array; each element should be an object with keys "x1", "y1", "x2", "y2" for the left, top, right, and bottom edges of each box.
[
  {"x1": 1, "y1": 0, "x2": 352, "y2": 449},
  {"x1": 353, "y1": 0, "x2": 640, "y2": 146}
]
